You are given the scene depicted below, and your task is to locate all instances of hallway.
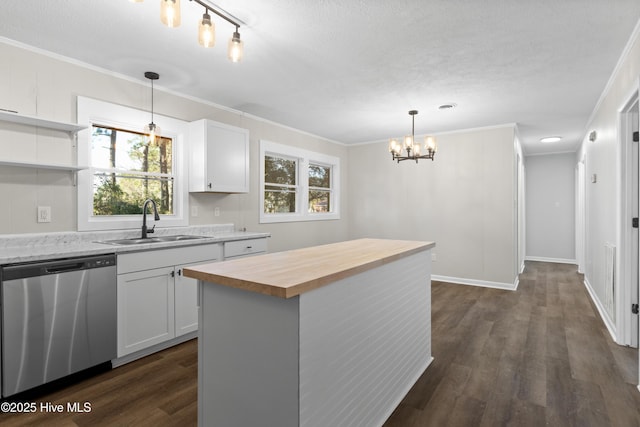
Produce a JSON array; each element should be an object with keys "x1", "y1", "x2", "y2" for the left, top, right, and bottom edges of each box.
[{"x1": 386, "y1": 261, "x2": 640, "y2": 426}]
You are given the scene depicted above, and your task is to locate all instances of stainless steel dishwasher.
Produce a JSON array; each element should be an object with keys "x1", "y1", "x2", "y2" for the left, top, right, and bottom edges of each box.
[{"x1": 1, "y1": 254, "x2": 117, "y2": 397}]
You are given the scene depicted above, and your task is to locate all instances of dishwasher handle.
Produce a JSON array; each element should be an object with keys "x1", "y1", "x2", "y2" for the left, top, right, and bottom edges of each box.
[{"x1": 45, "y1": 262, "x2": 85, "y2": 274}]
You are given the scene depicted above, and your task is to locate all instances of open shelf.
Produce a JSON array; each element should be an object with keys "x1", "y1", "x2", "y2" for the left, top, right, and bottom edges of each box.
[
  {"x1": 0, "y1": 159, "x2": 87, "y2": 171},
  {"x1": 0, "y1": 110, "x2": 86, "y2": 133}
]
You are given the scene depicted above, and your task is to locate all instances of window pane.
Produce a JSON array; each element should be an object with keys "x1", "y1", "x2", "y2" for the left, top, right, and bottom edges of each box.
[
  {"x1": 91, "y1": 125, "x2": 174, "y2": 217},
  {"x1": 92, "y1": 173, "x2": 174, "y2": 216},
  {"x1": 309, "y1": 164, "x2": 330, "y2": 188},
  {"x1": 91, "y1": 126, "x2": 173, "y2": 174},
  {"x1": 265, "y1": 185, "x2": 296, "y2": 213},
  {"x1": 265, "y1": 155, "x2": 296, "y2": 185},
  {"x1": 309, "y1": 190, "x2": 330, "y2": 213}
]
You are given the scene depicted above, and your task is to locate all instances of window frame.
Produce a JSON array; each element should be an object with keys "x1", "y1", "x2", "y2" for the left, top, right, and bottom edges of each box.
[
  {"x1": 77, "y1": 97, "x2": 189, "y2": 231},
  {"x1": 260, "y1": 140, "x2": 340, "y2": 223}
]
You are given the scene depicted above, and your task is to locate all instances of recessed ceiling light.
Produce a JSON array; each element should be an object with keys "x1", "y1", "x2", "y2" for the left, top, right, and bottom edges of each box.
[
  {"x1": 438, "y1": 103, "x2": 457, "y2": 110},
  {"x1": 540, "y1": 136, "x2": 562, "y2": 143}
]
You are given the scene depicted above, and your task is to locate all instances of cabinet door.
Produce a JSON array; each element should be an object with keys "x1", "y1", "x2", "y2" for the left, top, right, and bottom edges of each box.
[
  {"x1": 189, "y1": 119, "x2": 249, "y2": 193},
  {"x1": 117, "y1": 266, "x2": 175, "y2": 357},
  {"x1": 205, "y1": 121, "x2": 249, "y2": 193},
  {"x1": 174, "y1": 260, "x2": 216, "y2": 336}
]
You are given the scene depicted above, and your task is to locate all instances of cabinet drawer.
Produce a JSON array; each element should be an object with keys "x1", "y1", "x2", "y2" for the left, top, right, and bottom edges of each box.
[
  {"x1": 224, "y1": 238, "x2": 267, "y2": 259},
  {"x1": 118, "y1": 243, "x2": 222, "y2": 274}
]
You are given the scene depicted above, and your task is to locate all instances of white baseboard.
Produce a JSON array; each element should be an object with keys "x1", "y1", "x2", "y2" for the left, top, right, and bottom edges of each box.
[
  {"x1": 432, "y1": 275, "x2": 517, "y2": 291},
  {"x1": 583, "y1": 277, "x2": 617, "y2": 342},
  {"x1": 112, "y1": 332, "x2": 197, "y2": 368},
  {"x1": 525, "y1": 256, "x2": 577, "y2": 264}
]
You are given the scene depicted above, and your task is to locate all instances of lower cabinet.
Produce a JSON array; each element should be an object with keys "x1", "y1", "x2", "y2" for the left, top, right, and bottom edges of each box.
[{"x1": 117, "y1": 244, "x2": 221, "y2": 357}]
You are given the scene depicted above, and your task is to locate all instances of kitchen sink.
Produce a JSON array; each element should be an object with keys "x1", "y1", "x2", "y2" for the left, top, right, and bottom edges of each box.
[{"x1": 98, "y1": 235, "x2": 206, "y2": 245}]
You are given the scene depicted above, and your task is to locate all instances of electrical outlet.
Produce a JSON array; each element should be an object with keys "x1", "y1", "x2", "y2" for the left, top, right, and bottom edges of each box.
[
  {"x1": 214, "y1": 207, "x2": 220, "y2": 217},
  {"x1": 431, "y1": 252, "x2": 437, "y2": 262},
  {"x1": 37, "y1": 206, "x2": 51, "y2": 223}
]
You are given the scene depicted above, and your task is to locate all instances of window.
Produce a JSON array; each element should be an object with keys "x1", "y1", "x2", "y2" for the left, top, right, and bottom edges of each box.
[
  {"x1": 77, "y1": 97, "x2": 188, "y2": 231},
  {"x1": 260, "y1": 140, "x2": 340, "y2": 223},
  {"x1": 91, "y1": 126, "x2": 174, "y2": 216}
]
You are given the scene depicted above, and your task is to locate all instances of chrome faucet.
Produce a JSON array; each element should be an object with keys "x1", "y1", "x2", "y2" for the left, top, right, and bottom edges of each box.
[{"x1": 141, "y1": 199, "x2": 160, "y2": 239}]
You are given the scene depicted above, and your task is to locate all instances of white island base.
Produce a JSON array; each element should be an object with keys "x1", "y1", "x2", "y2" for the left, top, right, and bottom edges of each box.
[{"x1": 186, "y1": 239, "x2": 434, "y2": 427}]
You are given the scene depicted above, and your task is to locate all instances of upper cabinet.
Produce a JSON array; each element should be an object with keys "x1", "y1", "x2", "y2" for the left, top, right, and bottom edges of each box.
[{"x1": 189, "y1": 119, "x2": 249, "y2": 193}]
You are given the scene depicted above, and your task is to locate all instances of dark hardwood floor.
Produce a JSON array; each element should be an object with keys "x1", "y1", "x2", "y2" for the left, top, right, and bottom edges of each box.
[{"x1": 1, "y1": 261, "x2": 639, "y2": 426}]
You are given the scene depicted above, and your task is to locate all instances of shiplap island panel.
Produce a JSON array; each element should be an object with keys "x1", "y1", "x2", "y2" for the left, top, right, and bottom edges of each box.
[{"x1": 183, "y1": 238, "x2": 435, "y2": 427}]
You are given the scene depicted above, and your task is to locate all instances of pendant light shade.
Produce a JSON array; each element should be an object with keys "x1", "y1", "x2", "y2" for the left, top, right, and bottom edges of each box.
[
  {"x1": 144, "y1": 72, "x2": 161, "y2": 144},
  {"x1": 228, "y1": 28, "x2": 244, "y2": 62},
  {"x1": 160, "y1": 0, "x2": 181, "y2": 28},
  {"x1": 198, "y1": 12, "x2": 215, "y2": 47}
]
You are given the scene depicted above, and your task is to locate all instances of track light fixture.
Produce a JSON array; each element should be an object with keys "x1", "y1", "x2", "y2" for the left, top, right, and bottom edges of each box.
[{"x1": 130, "y1": 0, "x2": 244, "y2": 62}]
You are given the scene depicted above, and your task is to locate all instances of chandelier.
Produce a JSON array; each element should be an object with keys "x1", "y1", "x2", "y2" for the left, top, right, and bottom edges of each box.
[
  {"x1": 130, "y1": 0, "x2": 245, "y2": 62},
  {"x1": 388, "y1": 110, "x2": 437, "y2": 163}
]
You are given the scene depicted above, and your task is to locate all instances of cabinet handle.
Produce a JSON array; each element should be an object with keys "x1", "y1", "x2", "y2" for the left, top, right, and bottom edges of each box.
[
  {"x1": 246, "y1": 246, "x2": 252, "y2": 249},
  {"x1": 178, "y1": 269, "x2": 182, "y2": 276},
  {"x1": 170, "y1": 271, "x2": 175, "y2": 278},
  {"x1": 208, "y1": 182, "x2": 212, "y2": 189}
]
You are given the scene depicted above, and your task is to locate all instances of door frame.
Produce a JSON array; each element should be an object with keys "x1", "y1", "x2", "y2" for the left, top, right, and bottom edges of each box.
[{"x1": 618, "y1": 82, "x2": 639, "y2": 348}]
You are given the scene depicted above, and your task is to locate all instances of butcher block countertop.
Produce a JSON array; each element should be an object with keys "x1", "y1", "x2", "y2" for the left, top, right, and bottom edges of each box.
[{"x1": 183, "y1": 238, "x2": 435, "y2": 298}]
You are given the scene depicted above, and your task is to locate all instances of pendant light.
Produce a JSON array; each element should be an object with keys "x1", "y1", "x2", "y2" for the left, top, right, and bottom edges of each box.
[
  {"x1": 160, "y1": 0, "x2": 181, "y2": 28},
  {"x1": 228, "y1": 26, "x2": 244, "y2": 62},
  {"x1": 144, "y1": 72, "x2": 161, "y2": 143},
  {"x1": 198, "y1": 10, "x2": 215, "y2": 47}
]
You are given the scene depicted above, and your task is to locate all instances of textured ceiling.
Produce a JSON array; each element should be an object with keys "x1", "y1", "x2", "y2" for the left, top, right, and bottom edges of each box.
[{"x1": 1, "y1": 0, "x2": 639, "y2": 155}]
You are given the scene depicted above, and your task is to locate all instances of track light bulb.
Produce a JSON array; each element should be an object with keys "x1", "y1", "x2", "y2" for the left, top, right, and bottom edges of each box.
[
  {"x1": 160, "y1": 0, "x2": 181, "y2": 28},
  {"x1": 228, "y1": 30, "x2": 244, "y2": 62},
  {"x1": 198, "y1": 12, "x2": 215, "y2": 47}
]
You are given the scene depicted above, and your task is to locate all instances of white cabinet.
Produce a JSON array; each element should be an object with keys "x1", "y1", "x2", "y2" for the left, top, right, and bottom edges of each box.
[
  {"x1": 117, "y1": 243, "x2": 221, "y2": 357},
  {"x1": 174, "y1": 261, "x2": 202, "y2": 336},
  {"x1": 189, "y1": 119, "x2": 249, "y2": 193},
  {"x1": 117, "y1": 266, "x2": 175, "y2": 355},
  {"x1": 224, "y1": 238, "x2": 268, "y2": 259}
]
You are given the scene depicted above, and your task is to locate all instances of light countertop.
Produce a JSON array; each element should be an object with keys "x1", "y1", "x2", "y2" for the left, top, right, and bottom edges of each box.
[
  {"x1": 184, "y1": 238, "x2": 435, "y2": 299},
  {"x1": 0, "y1": 224, "x2": 270, "y2": 264}
]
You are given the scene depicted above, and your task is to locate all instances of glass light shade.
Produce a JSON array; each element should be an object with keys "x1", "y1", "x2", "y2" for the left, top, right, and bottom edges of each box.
[
  {"x1": 129, "y1": 0, "x2": 144, "y2": 2},
  {"x1": 414, "y1": 143, "x2": 421, "y2": 156},
  {"x1": 404, "y1": 135, "x2": 414, "y2": 149},
  {"x1": 144, "y1": 122, "x2": 161, "y2": 144},
  {"x1": 425, "y1": 136, "x2": 437, "y2": 152},
  {"x1": 228, "y1": 31, "x2": 244, "y2": 62},
  {"x1": 388, "y1": 138, "x2": 398, "y2": 153},
  {"x1": 198, "y1": 13, "x2": 215, "y2": 47},
  {"x1": 160, "y1": 0, "x2": 181, "y2": 28}
]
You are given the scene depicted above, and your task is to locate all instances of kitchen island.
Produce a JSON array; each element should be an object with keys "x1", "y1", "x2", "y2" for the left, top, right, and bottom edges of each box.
[{"x1": 184, "y1": 238, "x2": 435, "y2": 427}]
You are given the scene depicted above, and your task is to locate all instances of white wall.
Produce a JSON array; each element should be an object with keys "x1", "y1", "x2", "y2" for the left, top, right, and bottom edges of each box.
[
  {"x1": 525, "y1": 153, "x2": 576, "y2": 262},
  {"x1": 0, "y1": 41, "x2": 349, "y2": 253},
  {"x1": 577, "y1": 20, "x2": 640, "y2": 342},
  {"x1": 347, "y1": 125, "x2": 518, "y2": 288}
]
